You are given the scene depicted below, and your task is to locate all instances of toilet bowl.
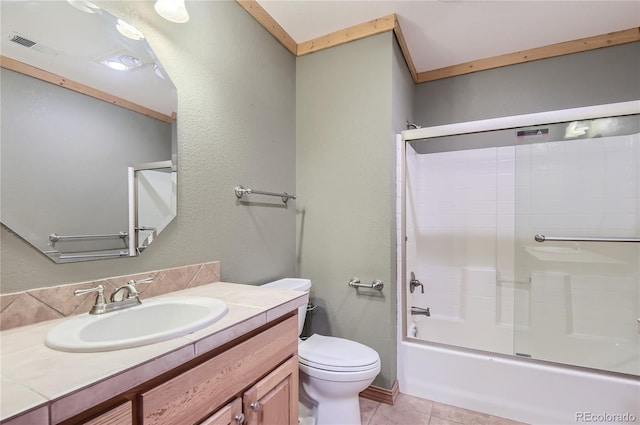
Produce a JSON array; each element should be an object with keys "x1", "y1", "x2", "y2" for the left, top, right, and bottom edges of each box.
[{"x1": 262, "y1": 278, "x2": 381, "y2": 425}]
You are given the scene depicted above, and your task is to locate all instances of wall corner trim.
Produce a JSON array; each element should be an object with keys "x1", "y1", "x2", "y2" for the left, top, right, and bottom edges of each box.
[
  {"x1": 392, "y1": 16, "x2": 418, "y2": 83},
  {"x1": 296, "y1": 14, "x2": 396, "y2": 56},
  {"x1": 236, "y1": 0, "x2": 298, "y2": 55}
]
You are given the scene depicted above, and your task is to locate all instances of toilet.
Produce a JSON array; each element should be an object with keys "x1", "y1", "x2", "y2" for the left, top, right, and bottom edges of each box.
[{"x1": 262, "y1": 278, "x2": 381, "y2": 425}]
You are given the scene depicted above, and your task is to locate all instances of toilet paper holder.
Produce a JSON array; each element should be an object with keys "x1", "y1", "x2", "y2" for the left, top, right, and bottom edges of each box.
[{"x1": 348, "y1": 277, "x2": 384, "y2": 291}]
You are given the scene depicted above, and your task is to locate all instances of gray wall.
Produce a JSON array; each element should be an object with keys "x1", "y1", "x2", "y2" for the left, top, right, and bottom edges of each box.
[
  {"x1": 296, "y1": 32, "x2": 412, "y2": 389},
  {"x1": 1, "y1": 69, "x2": 171, "y2": 260},
  {"x1": 392, "y1": 41, "x2": 415, "y2": 134},
  {"x1": 414, "y1": 42, "x2": 640, "y2": 126},
  {"x1": 1, "y1": 1, "x2": 296, "y2": 293}
]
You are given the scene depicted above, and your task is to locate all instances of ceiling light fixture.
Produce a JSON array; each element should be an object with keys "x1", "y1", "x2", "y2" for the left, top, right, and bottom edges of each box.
[
  {"x1": 154, "y1": 0, "x2": 189, "y2": 23},
  {"x1": 116, "y1": 19, "x2": 145, "y2": 41},
  {"x1": 102, "y1": 54, "x2": 143, "y2": 71},
  {"x1": 105, "y1": 60, "x2": 129, "y2": 71}
]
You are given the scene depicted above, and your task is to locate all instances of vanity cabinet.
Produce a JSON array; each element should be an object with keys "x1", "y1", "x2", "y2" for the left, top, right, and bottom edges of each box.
[
  {"x1": 199, "y1": 357, "x2": 297, "y2": 425},
  {"x1": 139, "y1": 315, "x2": 298, "y2": 425},
  {"x1": 199, "y1": 399, "x2": 242, "y2": 425},
  {"x1": 82, "y1": 402, "x2": 132, "y2": 425},
  {"x1": 242, "y1": 356, "x2": 298, "y2": 425},
  {"x1": 46, "y1": 315, "x2": 298, "y2": 425},
  {"x1": 0, "y1": 283, "x2": 307, "y2": 425}
]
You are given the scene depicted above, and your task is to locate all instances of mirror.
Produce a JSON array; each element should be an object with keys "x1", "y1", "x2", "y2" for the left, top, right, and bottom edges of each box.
[
  {"x1": 129, "y1": 161, "x2": 177, "y2": 255},
  {"x1": 0, "y1": 1, "x2": 177, "y2": 263}
]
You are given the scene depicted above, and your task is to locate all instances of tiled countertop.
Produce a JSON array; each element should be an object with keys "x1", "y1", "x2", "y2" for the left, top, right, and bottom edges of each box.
[{"x1": 0, "y1": 282, "x2": 308, "y2": 424}]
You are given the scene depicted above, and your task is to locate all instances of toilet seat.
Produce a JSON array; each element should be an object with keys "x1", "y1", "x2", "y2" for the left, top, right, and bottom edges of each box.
[{"x1": 299, "y1": 334, "x2": 380, "y2": 372}]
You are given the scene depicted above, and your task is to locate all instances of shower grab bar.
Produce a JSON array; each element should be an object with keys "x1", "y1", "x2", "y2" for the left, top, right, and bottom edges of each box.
[
  {"x1": 49, "y1": 232, "x2": 128, "y2": 242},
  {"x1": 535, "y1": 234, "x2": 640, "y2": 243},
  {"x1": 234, "y1": 185, "x2": 296, "y2": 204},
  {"x1": 348, "y1": 278, "x2": 384, "y2": 291}
]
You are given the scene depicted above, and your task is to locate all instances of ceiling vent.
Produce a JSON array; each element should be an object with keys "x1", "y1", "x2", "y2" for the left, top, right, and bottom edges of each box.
[
  {"x1": 8, "y1": 32, "x2": 59, "y2": 57},
  {"x1": 9, "y1": 33, "x2": 36, "y2": 48}
]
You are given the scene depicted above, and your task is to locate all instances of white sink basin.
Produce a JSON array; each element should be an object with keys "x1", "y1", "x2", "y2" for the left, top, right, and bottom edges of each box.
[{"x1": 45, "y1": 296, "x2": 228, "y2": 353}]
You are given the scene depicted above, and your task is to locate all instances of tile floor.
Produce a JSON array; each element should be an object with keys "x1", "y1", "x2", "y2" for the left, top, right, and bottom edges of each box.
[{"x1": 359, "y1": 394, "x2": 528, "y2": 425}]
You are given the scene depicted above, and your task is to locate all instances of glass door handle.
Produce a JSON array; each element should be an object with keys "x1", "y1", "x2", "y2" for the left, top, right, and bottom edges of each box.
[{"x1": 535, "y1": 234, "x2": 640, "y2": 243}]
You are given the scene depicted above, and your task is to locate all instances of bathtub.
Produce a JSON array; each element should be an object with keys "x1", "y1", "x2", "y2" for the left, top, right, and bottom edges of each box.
[
  {"x1": 397, "y1": 339, "x2": 640, "y2": 424},
  {"x1": 396, "y1": 104, "x2": 640, "y2": 425}
]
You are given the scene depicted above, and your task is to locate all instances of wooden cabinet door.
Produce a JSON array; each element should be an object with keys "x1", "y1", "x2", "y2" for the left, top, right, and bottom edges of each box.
[
  {"x1": 82, "y1": 401, "x2": 132, "y2": 425},
  {"x1": 139, "y1": 316, "x2": 297, "y2": 425},
  {"x1": 199, "y1": 398, "x2": 242, "y2": 425},
  {"x1": 243, "y1": 357, "x2": 298, "y2": 425}
]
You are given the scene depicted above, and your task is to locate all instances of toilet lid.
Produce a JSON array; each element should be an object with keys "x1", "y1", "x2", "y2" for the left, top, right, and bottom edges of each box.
[{"x1": 298, "y1": 334, "x2": 380, "y2": 372}]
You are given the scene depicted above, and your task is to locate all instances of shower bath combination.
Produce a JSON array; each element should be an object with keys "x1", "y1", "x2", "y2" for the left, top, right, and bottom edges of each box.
[{"x1": 398, "y1": 101, "x2": 640, "y2": 424}]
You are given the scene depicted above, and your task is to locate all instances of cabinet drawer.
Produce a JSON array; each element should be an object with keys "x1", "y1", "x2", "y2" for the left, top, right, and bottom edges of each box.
[
  {"x1": 83, "y1": 401, "x2": 132, "y2": 425},
  {"x1": 139, "y1": 316, "x2": 297, "y2": 425}
]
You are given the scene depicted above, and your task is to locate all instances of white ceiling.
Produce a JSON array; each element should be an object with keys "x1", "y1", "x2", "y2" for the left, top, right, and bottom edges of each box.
[
  {"x1": 257, "y1": 0, "x2": 640, "y2": 73},
  {"x1": 2, "y1": 1, "x2": 637, "y2": 114}
]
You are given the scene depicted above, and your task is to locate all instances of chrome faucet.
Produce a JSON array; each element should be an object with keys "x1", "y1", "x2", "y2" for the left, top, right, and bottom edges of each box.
[
  {"x1": 74, "y1": 277, "x2": 153, "y2": 315},
  {"x1": 74, "y1": 285, "x2": 108, "y2": 315},
  {"x1": 110, "y1": 283, "x2": 139, "y2": 303}
]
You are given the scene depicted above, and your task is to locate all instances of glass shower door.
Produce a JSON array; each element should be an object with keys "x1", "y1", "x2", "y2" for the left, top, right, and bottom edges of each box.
[
  {"x1": 513, "y1": 115, "x2": 640, "y2": 375},
  {"x1": 404, "y1": 136, "x2": 516, "y2": 356}
]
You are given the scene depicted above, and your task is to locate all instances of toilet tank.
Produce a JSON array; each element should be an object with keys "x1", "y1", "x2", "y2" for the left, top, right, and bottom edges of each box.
[{"x1": 262, "y1": 278, "x2": 311, "y2": 336}]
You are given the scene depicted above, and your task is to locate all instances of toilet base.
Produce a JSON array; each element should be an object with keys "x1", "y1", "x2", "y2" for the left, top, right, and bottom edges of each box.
[
  {"x1": 300, "y1": 373, "x2": 367, "y2": 425},
  {"x1": 299, "y1": 392, "x2": 362, "y2": 425},
  {"x1": 315, "y1": 396, "x2": 361, "y2": 425}
]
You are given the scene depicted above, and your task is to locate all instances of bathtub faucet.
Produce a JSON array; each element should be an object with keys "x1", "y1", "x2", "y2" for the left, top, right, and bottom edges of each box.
[
  {"x1": 410, "y1": 306, "x2": 430, "y2": 317},
  {"x1": 409, "y1": 272, "x2": 424, "y2": 294}
]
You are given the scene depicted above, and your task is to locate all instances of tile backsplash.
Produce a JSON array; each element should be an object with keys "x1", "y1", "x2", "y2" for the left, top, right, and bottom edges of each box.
[{"x1": 0, "y1": 261, "x2": 220, "y2": 331}]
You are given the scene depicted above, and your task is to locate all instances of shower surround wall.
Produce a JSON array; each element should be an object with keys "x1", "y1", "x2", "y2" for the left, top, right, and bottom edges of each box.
[
  {"x1": 514, "y1": 131, "x2": 639, "y2": 374},
  {"x1": 405, "y1": 145, "x2": 516, "y2": 355},
  {"x1": 406, "y1": 130, "x2": 640, "y2": 375}
]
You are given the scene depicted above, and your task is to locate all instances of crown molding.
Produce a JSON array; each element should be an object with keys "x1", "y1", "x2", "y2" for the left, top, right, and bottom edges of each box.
[
  {"x1": 237, "y1": 1, "x2": 639, "y2": 84},
  {"x1": 236, "y1": 0, "x2": 297, "y2": 55},
  {"x1": 0, "y1": 56, "x2": 174, "y2": 123},
  {"x1": 296, "y1": 14, "x2": 396, "y2": 56},
  {"x1": 416, "y1": 27, "x2": 640, "y2": 83}
]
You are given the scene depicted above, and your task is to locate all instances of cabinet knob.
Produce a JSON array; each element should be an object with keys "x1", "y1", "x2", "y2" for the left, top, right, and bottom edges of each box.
[
  {"x1": 234, "y1": 413, "x2": 245, "y2": 424},
  {"x1": 250, "y1": 402, "x2": 260, "y2": 411}
]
